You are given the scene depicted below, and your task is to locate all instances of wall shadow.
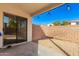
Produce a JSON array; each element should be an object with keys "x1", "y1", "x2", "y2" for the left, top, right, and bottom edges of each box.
[{"x1": 32, "y1": 24, "x2": 46, "y2": 41}]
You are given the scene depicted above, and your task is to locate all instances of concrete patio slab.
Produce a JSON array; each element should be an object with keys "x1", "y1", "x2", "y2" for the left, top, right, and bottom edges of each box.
[
  {"x1": 38, "y1": 39, "x2": 66, "y2": 56},
  {"x1": 0, "y1": 39, "x2": 67, "y2": 56}
]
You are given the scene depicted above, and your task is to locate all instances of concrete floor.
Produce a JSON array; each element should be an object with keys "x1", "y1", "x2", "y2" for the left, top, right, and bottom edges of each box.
[
  {"x1": 38, "y1": 39, "x2": 66, "y2": 56},
  {"x1": 0, "y1": 39, "x2": 67, "y2": 56}
]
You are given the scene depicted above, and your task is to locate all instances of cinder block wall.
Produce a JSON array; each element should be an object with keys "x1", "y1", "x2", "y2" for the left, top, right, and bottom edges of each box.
[
  {"x1": 32, "y1": 25, "x2": 79, "y2": 55},
  {"x1": 32, "y1": 25, "x2": 79, "y2": 43},
  {"x1": 45, "y1": 26, "x2": 79, "y2": 43},
  {"x1": 32, "y1": 25, "x2": 46, "y2": 41}
]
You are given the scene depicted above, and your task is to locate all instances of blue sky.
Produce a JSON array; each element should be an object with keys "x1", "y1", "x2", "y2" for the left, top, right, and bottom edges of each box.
[
  {"x1": 32, "y1": 3, "x2": 79, "y2": 25},
  {"x1": 4, "y1": 16, "x2": 10, "y2": 23}
]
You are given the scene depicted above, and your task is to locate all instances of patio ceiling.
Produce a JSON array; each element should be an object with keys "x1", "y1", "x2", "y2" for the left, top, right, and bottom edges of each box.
[
  {"x1": 0, "y1": 3, "x2": 63, "y2": 16},
  {"x1": 15, "y1": 3, "x2": 63, "y2": 16}
]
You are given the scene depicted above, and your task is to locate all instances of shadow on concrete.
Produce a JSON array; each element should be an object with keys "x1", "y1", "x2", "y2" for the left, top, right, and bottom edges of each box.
[{"x1": 48, "y1": 38, "x2": 70, "y2": 56}]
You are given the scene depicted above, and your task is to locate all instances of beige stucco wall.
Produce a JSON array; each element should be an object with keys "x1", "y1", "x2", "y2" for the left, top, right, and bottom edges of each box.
[
  {"x1": 0, "y1": 12, "x2": 4, "y2": 48},
  {"x1": 0, "y1": 4, "x2": 32, "y2": 48}
]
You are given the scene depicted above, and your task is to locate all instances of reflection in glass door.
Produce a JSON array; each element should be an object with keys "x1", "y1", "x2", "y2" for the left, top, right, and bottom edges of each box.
[
  {"x1": 16, "y1": 16, "x2": 27, "y2": 41},
  {"x1": 3, "y1": 14, "x2": 17, "y2": 45}
]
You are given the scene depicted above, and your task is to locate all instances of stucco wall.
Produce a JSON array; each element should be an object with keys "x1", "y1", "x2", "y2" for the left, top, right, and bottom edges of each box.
[
  {"x1": 0, "y1": 4, "x2": 32, "y2": 48},
  {"x1": 0, "y1": 12, "x2": 3, "y2": 48}
]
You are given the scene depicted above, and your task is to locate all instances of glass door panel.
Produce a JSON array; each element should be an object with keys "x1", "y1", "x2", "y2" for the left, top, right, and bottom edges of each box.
[
  {"x1": 16, "y1": 16, "x2": 27, "y2": 41},
  {"x1": 3, "y1": 15, "x2": 17, "y2": 45}
]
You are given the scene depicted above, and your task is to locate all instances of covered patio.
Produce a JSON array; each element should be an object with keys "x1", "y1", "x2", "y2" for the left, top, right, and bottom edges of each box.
[
  {"x1": 0, "y1": 3, "x2": 63, "y2": 48},
  {"x1": 0, "y1": 3, "x2": 77, "y2": 56}
]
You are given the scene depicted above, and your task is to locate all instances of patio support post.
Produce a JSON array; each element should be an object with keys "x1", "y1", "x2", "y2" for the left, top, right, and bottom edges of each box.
[{"x1": 27, "y1": 17, "x2": 32, "y2": 42}]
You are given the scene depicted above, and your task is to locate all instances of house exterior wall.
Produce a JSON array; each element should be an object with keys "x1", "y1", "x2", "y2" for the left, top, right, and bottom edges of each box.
[
  {"x1": 0, "y1": 4, "x2": 32, "y2": 48},
  {"x1": 71, "y1": 22, "x2": 76, "y2": 25},
  {"x1": 0, "y1": 12, "x2": 4, "y2": 48}
]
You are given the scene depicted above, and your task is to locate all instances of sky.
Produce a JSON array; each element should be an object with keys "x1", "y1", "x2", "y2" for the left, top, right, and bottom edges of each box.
[
  {"x1": 32, "y1": 3, "x2": 79, "y2": 25},
  {"x1": 4, "y1": 16, "x2": 10, "y2": 23}
]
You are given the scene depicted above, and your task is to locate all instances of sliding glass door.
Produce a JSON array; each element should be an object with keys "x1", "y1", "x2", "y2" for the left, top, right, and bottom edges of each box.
[
  {"x1": 3, "y1": 13, "x2": 27, "y2": 45},
  {"x1": 16, "y1": 16, "x2": 27, "y2": 41}
]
